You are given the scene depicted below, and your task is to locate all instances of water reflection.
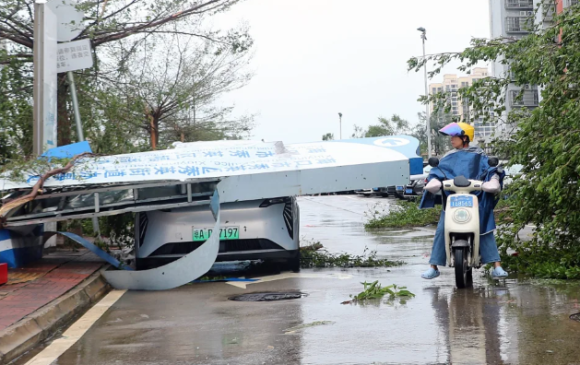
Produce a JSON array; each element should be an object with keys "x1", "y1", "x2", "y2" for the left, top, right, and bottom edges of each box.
[{"x1": 426, "y1": 284, "x2": 515, "y2": 365}]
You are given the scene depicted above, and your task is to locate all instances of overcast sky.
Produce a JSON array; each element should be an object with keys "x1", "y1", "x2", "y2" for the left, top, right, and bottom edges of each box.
[{"x1": 215, "y1": 0, "x2": 490, "y2": 144}]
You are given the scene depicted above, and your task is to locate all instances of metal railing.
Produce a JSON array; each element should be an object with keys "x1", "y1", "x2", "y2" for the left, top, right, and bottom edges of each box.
[
  {"x1": 510, "y1": 89, "x2": 539, "y2": 107},
  {"x1": 506, "y1": 0, "x2": 534, "y2": 9},
  {"x1": 506, "y1": 16, "x2": 534, "y2": 33}
]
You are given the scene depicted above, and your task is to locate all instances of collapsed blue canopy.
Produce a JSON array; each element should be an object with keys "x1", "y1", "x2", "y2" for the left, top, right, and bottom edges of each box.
[{"x1": 41, "y1": 141, "x2": 92, "y2": 159}]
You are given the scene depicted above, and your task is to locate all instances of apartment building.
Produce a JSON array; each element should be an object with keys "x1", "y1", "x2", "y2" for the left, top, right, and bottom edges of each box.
[
  {"x1": 489, "y1": 0, "x2": 576, "y2": 137},
  {"x1": 428, "y1": 68, "x2": 493, "y2": 141}
]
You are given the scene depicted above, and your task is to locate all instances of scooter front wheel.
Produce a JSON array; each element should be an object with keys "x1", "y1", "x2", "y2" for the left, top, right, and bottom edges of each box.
[{"x1": 454, "y1": 248, "x2": 472, "y2": 289}]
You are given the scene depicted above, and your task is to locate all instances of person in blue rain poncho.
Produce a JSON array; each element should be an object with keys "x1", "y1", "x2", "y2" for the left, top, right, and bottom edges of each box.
[{"x1": 420, "y1": 122, "x2": 508, "y2": 279}]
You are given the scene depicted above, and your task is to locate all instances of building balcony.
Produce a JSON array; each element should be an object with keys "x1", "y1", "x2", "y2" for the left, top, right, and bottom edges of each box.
[
  {"x1": 564, "y1": 0, "x2": 579, "y2": 8},
  {"x1": 505, "y1": 16, "x2": 533, "y2": 33},
  {"x1": 542, "y1": 1, "x2": 556, "y2": 22},
  {"x1": 510, "y1": 89, "x2": 539, "y2": 107},
  {"x1": 506, "y1": 0, "x2": 534, "y2": 9}
]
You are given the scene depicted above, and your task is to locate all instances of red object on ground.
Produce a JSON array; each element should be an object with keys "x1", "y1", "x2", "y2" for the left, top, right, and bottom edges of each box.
[{"x1": 0, "y1": 263, "x2": 7, "y2": 285}]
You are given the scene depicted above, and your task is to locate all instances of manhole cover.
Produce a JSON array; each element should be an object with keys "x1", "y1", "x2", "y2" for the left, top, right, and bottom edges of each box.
[
  {"x1": 229, "y1": 292, "x2": 306, "y2": 302},
  {"x1": 570, "y1": 313, "x2": 580, "y2": 322}
]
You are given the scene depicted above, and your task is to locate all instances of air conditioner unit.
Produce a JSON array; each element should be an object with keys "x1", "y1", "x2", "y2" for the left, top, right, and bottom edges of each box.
[
  {"x1": 519, "y1": 11, "x2": 533, "y2": 16},
  {"x1": 523, "y1": 84, "x2": 531, "y2": 89}
]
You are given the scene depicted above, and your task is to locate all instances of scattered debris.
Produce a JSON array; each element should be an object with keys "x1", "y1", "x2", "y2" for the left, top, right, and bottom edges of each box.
[
  {"x1": 300, "y1": 244, "x2": 402, "y2": 269},
  {"x1": 300, "y1": 242, "x2": 324, "y2": 252},
  {"x1": 347, "y1": 280, "x2": 415, "y2": 304},
  {"x1": 229, "y1": 292, "x2": 307, "y2": 302},
  {"x1": 109, "y1": 247, "x2": 135, "y2": 265},
  {"x1": 284, "y1": 321, "x2": 335, "y2": 333}
]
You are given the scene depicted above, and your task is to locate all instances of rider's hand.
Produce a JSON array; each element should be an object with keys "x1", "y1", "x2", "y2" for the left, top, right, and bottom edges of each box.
[{"x1": 424, "y1": 179, "x2": 442, "y2": 194}]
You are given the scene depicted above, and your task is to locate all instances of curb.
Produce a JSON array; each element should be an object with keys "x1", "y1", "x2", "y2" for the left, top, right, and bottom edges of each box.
[{"x1": 0, "y1": 267, "x2": 110, "y2": 364}]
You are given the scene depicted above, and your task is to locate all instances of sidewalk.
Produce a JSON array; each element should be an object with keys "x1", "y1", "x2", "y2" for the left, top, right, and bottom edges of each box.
[{"x1": 0, "y1": 249, "x2": 108, "y2": 364}]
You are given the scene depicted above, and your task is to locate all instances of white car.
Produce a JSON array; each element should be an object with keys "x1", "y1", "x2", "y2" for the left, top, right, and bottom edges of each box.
[{"x1": 134, "y1": 197, "x2": 300, "y2": 272}]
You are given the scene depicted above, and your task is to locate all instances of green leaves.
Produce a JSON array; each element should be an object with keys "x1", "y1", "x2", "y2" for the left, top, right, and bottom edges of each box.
[
  {"x1": 300, "y1": 245, "x2": 402, "y2": 269},
  {"x1": 349, "y1": 281, "x2": 415, "y2": 304},
  {"x1": 407, "y1": 5, "x2": 580, "y2": 280}
]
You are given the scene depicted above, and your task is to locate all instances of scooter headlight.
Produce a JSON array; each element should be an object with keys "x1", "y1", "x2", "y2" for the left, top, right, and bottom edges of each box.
[{"x1": 453, "y1": 209, "x2": 471, "y2": 224}]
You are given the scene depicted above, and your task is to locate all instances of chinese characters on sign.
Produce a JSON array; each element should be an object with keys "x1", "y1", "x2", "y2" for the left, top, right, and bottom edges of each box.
[
  {"x1": 56, "y1": 39, "x2": 93, "y2": 73},
  {"x1": 16, "y1": 138, "x2": 410, "y2": 188}
]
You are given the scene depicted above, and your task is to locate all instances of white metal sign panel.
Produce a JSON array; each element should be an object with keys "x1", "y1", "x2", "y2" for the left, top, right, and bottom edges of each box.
[
  {"x1": 57, "y1": 39, "x2": 93, "y2": 73},
  {"x1": 47, "y1": 0, "x2": 85, "y2": 42},
  {"x1": 0, "y1": 136, "x2": 420, "y2": 190}
]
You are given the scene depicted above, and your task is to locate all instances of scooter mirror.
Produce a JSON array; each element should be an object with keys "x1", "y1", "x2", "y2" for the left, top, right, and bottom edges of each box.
[
  {"x1": 488, "y1": 157, "x2": 499, "y2": 167},
  {"x1": 428, "y1": 157, "x2": 440, "y2": 168}
]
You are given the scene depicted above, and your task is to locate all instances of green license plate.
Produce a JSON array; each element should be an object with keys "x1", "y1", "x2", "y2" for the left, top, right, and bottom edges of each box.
[{"x1": 192, "y1": 227, "x2": 239, "y2": 242}]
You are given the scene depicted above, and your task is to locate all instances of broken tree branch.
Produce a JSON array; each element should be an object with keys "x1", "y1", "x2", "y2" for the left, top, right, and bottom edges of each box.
[{"x1": 0, "y1": 152, "x2": 96, "y2": 224}]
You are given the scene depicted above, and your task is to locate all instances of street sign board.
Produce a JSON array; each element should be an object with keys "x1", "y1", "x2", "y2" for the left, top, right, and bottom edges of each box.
[
  {"x1": 57, "y1": 39, "x2": 93, "y2": 73},
  {"x1": 47, "y1": 0, "x2": 84, "y2": 42}
]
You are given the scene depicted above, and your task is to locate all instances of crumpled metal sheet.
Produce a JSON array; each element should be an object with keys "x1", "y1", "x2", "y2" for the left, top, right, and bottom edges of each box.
[{"x1": 102, "y1": 190, "x2": 221, "y2": 291}]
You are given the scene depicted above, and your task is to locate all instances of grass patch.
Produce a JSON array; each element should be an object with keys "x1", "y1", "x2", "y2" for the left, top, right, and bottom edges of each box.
[
  {"x1": 366, "y1": 198, "x2": 512, "y2": 229},
  {"x1": 300, "y1": 244, "x2": 402, "y2": 268},
  {"x1": 365, "y1": 200, "x2": 441, "y2": 229}
]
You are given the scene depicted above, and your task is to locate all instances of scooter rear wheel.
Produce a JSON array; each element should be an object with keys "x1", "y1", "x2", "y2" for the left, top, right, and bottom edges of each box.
[{"x1": 454, "y1": 248, "x2": 471, "y2": 289}]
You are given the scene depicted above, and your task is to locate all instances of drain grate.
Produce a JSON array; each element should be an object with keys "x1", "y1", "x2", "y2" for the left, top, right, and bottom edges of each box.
[
  {"x1": 570, "y1": 313, "x2": 580, "y2": 322},
  {"x1": 229, "y1": 292, "x2": 306, "y2": 302}
]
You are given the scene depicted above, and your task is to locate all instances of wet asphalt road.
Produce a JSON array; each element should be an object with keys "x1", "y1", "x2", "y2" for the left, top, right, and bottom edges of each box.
[{"x1": 19, "y1": 196, "x2": 580, "y2": 365}]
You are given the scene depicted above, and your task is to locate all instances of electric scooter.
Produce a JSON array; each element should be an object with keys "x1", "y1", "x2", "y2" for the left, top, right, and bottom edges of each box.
[{"x1": 428, "y1": 157, "x2": 500, "y2": 288}]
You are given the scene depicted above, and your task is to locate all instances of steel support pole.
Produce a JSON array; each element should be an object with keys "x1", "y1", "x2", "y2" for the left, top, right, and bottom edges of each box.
[
  {"x1": 67, "y1": 71, "x2": 84, "y2": 141},
  {"x1": 32, "y1": 2, "x2": 45, "y2": 156}
]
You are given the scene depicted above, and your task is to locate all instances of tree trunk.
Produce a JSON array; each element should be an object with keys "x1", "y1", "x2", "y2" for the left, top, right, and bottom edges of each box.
[
  {"x1": 153, "y1": 116, "x2": 159, "y2": 148},
  {"x1": 148, "y1": 114, "x2": 157, "y2": 150},
  {"x1": 57, "y1": 73, "x2": 72, "y2": 146}
]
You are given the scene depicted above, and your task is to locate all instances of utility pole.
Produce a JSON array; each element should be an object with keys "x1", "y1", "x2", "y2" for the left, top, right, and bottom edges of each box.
[
  {"x1": 33, "y1": 0, "x2": 58, "y2": 247},
  {"x1": 33, "y1": 0, "x2": 58, "y2": 155},
  {"x1": 418, "y1": 27, "x2": 432, "y2": 157}
]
